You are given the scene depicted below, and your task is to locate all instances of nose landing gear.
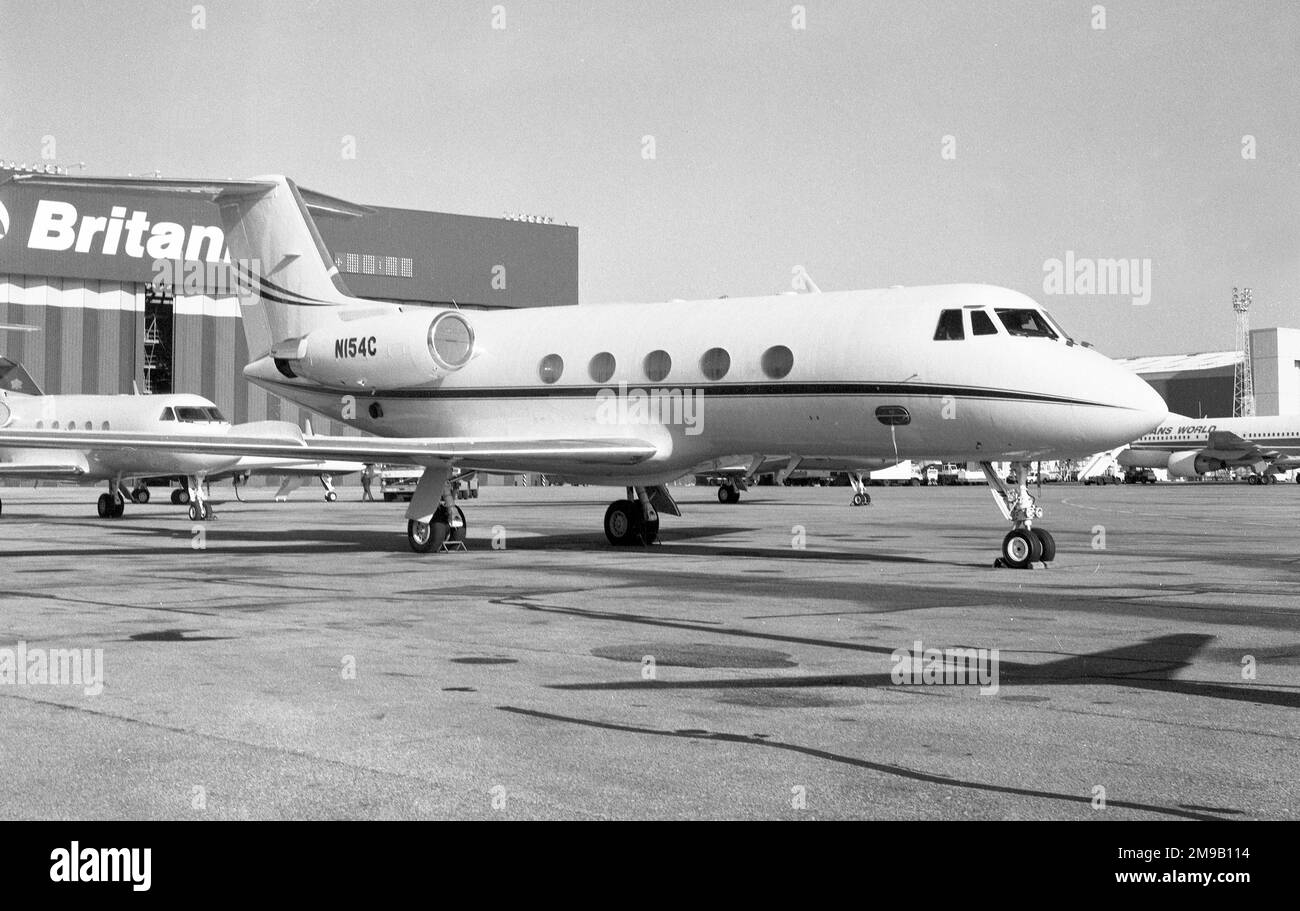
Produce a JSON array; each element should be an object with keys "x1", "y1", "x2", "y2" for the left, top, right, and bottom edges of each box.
[
  {"x1": 319, "y1": 473, "x2": 339, "y2": 501},
  {"x1": 848, "y1": 471, "x2": 872, "y2": 507},
  {"x1": 183, "y1": 475, "x2": 214, "y2": 521},
  {"x1": 983, "y1": 461, "x2": 1056, "y2": 569}
]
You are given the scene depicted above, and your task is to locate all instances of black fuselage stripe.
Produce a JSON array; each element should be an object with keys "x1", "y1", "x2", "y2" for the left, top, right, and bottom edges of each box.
[{"x1": 260, "y1": 377, "x2": 1124, "y2": 408}]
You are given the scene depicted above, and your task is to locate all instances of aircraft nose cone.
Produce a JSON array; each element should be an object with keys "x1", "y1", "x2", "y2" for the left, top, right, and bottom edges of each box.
[{"x1": 1117, "y1": 369, "x2": 1168, "y2": 437}]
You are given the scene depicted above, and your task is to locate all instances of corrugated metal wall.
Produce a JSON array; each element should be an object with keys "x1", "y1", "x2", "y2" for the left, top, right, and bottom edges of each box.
[{"x1": 0, "y1": 274, "x2": 357, "y2": 439}]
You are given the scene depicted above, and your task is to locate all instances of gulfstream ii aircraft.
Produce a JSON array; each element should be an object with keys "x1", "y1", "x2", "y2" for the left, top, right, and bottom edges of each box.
[
  {"x1": 0, "y1": 382, "x2": 239, "y2": 519},
  {"x1": 0, "y1": 359, "x2": 355, "y2": 517},
  {"x1": 0, "y1": 173, "x2": 1168, "y2": 568}
]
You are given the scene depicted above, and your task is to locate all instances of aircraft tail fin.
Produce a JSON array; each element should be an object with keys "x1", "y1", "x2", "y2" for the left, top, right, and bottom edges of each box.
[
  {"x1": 5, "y1": 172, "x2": 391, "y2": 361},
  {"x1": 0, "y1": 357, "x2": 43, "y2": 396},
  {"x1": 220, "y1": 176, "x2": 393, "y2": 356}
]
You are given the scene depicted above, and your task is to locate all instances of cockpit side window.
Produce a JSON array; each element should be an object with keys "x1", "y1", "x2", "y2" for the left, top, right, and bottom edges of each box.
[
  {"x1": 160, "y1": 408, "x2": 176, "y2": 421},
  {"x1": 971, "y1": 310, "x2": 999, "y2": 336},
  {"x1": 995, "y1": 308, "x2": 1058, "y2": 339},
  {"x1": 203, "y1": 407, "x2": 227, "y2": 422},
  {"x1": 933, "y1": 309, "x2": 965, "y2": 341}
]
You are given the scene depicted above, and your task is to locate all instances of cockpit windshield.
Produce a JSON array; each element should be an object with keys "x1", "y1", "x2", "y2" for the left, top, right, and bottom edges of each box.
[
  {"x1": 175, "y1": 406, "x2": 227, "y2": 423},
  {"x1": 995, "y1": 308, "x2": 1059, "y2": 339}
]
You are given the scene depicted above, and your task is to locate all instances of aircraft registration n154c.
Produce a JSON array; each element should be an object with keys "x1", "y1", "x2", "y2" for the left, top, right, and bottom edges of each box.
[{"x1": 0, "y1": 173, "x2": 1168, "y2": 568}]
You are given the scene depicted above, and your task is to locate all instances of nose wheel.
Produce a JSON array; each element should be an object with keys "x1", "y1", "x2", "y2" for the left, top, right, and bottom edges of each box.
[
  {"x1": 319, "y1": 473, "x2": 339, "y2": 501},
  {"x1": 848, "y1": 471, "x2": 871, "y2": 506},
  {"x1": 183, "y1": 476, "x2": 214, "y2": 521},
  {"x1": 982, "y1": 461, "x2": 1057, "y2": 569}
]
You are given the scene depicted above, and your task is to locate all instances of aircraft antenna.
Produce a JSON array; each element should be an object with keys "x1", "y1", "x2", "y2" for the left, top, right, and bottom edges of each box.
[{"x1": 1232, "y1": 287, "x2": 1255, "y2": 417}]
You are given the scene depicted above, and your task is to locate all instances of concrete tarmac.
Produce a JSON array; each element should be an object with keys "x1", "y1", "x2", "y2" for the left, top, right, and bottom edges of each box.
[{"x1": 0, "y1": 481, "x2": 1296, "y2": 819}]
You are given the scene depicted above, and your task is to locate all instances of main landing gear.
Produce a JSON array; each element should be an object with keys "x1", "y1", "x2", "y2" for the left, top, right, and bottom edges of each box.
[
  {"x1": 982, "y1": 461, "x2": 1057, "y2": 570},
  {"x1": 717, "y1": 482, "x2": 742, "y2": 504},
  {"x1": 96, "y1": 480, "x2": 128, "y2": 519},
  {"x1": 405, "y1": 466, "x2": 468, "y2": 553},
  {"x1": 605, "y1": 487, "x2": 661, "y2": 545}
]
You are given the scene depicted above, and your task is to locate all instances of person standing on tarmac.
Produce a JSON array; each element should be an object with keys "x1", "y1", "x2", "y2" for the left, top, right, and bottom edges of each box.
[{"x1": 361, "y1": 463, "x2": 377, "y2": 501}]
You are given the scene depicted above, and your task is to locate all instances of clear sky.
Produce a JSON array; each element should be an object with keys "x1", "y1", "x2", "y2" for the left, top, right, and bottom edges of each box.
[{"x1": 1, "y1": 0, "x2": 1296, "y2": 356}]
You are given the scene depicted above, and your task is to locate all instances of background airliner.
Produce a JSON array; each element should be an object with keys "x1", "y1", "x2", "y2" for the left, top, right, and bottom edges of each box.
[
  {"x1": 1119, "y1": 413, "x2": 1300, "y2": 483},
  {"x1": 0, "y1": 174, "x2": 1168, "y2": 568}
]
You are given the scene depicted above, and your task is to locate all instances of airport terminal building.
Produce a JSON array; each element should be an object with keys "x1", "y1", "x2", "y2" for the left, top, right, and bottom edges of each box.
[{"x1": 0, "y1": 165, "x2": 577, "y2": 436}]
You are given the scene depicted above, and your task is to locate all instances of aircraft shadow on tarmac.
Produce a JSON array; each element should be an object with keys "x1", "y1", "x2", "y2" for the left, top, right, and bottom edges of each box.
[
  {"x1": 491, "y1": 595, "x2": 1299, "y2": 709},
  {"x1": 495, "y1": 704, "x2": 1240, "y2": 821},
  {"x1": 0, "y1": 517, "x2": 941, "y2": 563}
]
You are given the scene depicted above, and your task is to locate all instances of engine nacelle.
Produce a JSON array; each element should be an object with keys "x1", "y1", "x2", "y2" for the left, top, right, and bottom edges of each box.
[
  {"x1": 1167, "y1": 450, "x2": 1223, "y2": 479},
  {"x1": 274, "y1": 310, "x2": 475, "y2": 390},
  {"x1": 1117, "y1": 447, "x2": 1171, "y2": 469}
]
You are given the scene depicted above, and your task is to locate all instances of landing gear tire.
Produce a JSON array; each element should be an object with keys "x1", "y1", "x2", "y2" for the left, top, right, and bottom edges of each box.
[
  {"x1": 132, "y1": 487, "x2": 150, "y2": 504},
  {"x1": 717, "y1": 484, "x2": 740, "y2": 504},
  {"x1": 604, "y1": 500, "x2": 657, "y2": 545},
  {"x1": 998, "y1": 528, "x2": 1043, "y2": 570},
  {"x1": 408, "y1": 519, "x2": 435, "y2": 553},
  {"x1": 325, "y1": 491, "x2": 338, "y2": 502},
  {"x1": 188, "y1": 504, "x2": 200, "y2": 521},
  {"x1": 97, "y1": 493, "x2": 113, "y2": 518},
  {"x1": 171, "y1": 488, "x2": 190, "y2": 505},
  {"x1": 1031, "y1": 527, "x2": 1056, "y2": 562},
  {"x1": 851, "y1": 492, "x2": 870, "y2": 507},
  {"x1": 111, "y1": 497, "x2": 125, "y2": 519},
  {"x1": 407, "y1": 505, "x2": 466, "y2": 554},
  {"x1": 605, "y1": 500, "x2": 637, "y2": 545}
]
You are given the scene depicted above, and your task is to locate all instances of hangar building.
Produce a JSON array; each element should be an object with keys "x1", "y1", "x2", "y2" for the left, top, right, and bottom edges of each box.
[
  {"x1": 1118, "y1": 327, "x2": 1300, "y2": 418},
  {"x1": 0, "y1": 165, "x2": 577, "y2": 436}
]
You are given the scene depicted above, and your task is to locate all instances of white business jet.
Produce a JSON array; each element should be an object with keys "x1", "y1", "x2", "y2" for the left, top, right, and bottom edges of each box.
[
  {"x1": 0, "y1": 358, "x2": 355, "y2": 517},
  {"x1": 0, "y1": 173, "x2": 1167, "y2": 568},
  {"x1": 0, "y1": 381, "x2": 237, "y2": 520}
]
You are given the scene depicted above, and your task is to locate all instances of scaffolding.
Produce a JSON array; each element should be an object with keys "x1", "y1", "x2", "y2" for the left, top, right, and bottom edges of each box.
[
  {"x1": 1232, "y1": 287, "x2": 1255, "y2": 418},
  {"x1": 142, "y1": 284, "x2": 174, "y2": 395}
]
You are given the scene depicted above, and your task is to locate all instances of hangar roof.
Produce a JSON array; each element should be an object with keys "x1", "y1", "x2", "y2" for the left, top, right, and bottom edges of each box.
[
  {"x1": 0, "y1": 167, "x2": 576, "y2": 309},
  {"x1": 1116, "y1": 350, "x2": 1239, "y2": 377}
]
